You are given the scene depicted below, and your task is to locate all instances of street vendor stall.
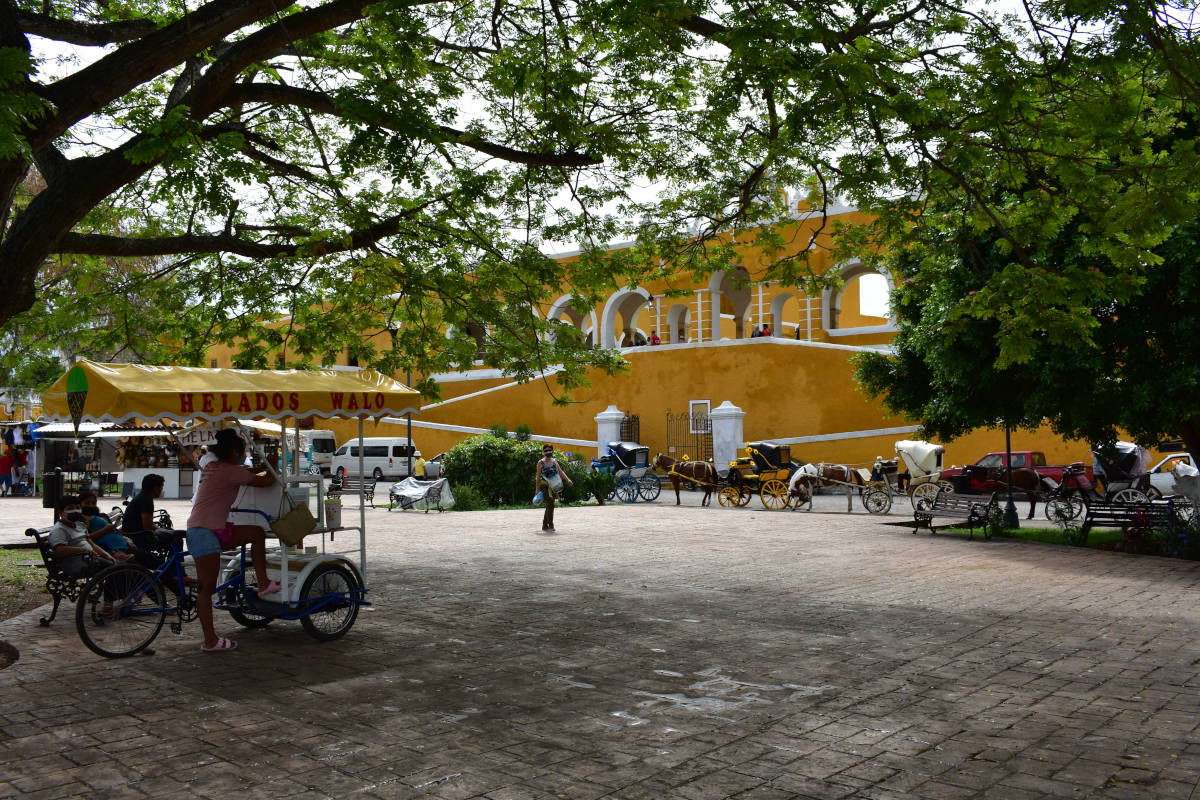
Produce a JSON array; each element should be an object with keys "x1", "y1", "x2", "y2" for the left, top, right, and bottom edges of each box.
[{"x1": 41, "y1": 360, "x2": 421, "y2": 657}]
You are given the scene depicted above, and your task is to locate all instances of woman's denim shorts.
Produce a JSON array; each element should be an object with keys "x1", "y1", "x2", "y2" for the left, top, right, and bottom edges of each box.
[{"x1": 185, "y1": 526, "x2": 222, "y2": 558}]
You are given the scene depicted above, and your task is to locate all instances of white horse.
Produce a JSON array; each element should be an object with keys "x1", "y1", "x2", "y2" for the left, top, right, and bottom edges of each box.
[{"x1": 789, "y1": 462, "x2": 861, "y2": 512}]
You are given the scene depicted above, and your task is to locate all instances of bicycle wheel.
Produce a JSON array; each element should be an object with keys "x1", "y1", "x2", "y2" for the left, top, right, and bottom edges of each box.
[
  {"x1": 299, "y1": 562, "x2": 362, "y2": 641},
  {"x1": 76, "y1": 563, "x2": 166, "y2": 658},
  {"x1": 614, "y1": 475, "x2": 638, "y2": 503},
  {"x1": 226, "y1": 578, "x2": 275, "y2": 629},
  {"x1": 863, "y1": 488, "x2": 892, "y2": 515},
  {"x1": 637, "y1": 474, "x2": 662, "y2": 502}
]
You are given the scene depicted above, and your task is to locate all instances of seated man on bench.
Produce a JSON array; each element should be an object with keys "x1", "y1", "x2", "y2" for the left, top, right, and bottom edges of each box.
[
  {"x1": 121, "y1": 473, "x2": 173, "y2": 554},
  {"x1": 48, "y1": 494, "x2": 122, "y2": 579}
]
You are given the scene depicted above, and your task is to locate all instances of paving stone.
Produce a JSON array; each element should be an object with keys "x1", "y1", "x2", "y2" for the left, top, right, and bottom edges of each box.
[{"x1": 4, "y1": 499, "x2": 1200, "y2": 798}]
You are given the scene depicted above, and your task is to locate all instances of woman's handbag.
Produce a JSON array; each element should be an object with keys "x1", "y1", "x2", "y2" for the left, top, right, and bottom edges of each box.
[{"x1": 272, "y1": 493, "x2": 317, "y2": 546}]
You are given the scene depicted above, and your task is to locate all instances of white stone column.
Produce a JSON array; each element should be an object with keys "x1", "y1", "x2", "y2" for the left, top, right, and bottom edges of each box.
[
  {"x1": 709, "y1": 401, "x2": 746, "y2": 476},
  {"x1": 594, "y1": 405, "x2": 626, "y2": 456}
]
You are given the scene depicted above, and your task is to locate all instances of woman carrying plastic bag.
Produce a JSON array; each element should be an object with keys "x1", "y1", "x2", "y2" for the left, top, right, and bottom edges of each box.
[{"x1": 533, "y1": 444, "x2": 573, "y2": 531}]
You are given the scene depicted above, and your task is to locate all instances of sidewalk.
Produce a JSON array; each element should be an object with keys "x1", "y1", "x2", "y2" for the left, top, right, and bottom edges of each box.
[{"x1": 4, "y1": 503, "x2": 1192, "y2": 799}]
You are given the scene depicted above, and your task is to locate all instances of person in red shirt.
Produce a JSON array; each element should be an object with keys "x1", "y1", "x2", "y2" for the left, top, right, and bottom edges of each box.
[
  {"x1": 0, "y1": 450, "x2": 14, "y2": 496},
  {"x1": 649, "y1": 330, "x2": 661, "y2": 345}
]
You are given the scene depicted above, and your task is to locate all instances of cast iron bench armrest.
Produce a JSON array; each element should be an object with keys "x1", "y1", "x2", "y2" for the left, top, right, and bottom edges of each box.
[
  {"x1": 24, "y1": 526, "x2": 93, "y2": 626},
  {"x1": 913, "y1": 491, "x2": 998, "y2": 539}
]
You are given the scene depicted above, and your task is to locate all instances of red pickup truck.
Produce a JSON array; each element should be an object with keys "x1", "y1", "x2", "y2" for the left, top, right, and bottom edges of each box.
[{"x1": 940, "y1": 451, "x2": 1088, "y2": 492}]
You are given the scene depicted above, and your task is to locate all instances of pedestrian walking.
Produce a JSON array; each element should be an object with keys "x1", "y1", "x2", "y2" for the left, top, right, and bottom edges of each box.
[{"x1": 534, "y1": 444, "x2": 573, "y2": 531}]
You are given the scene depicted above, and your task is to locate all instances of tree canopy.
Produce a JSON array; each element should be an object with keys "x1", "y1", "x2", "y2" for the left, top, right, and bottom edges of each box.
[
  {"x1": 2, "y1": 0, "x2": 1198, "y2": 408},
  {"x1": 853, "y1": 23, "x2": 1200, "y2": 458}
]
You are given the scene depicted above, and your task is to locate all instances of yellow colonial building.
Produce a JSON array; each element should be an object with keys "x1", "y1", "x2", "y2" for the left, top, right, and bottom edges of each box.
[{"x1": 204, "y1": 202, "x2": 1095, "y2": 471}]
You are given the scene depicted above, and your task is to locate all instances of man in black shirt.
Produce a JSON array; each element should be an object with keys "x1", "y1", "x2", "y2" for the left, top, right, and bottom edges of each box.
[{"x1": 122, "y1": 473, "x2": 169, "y2": 551}]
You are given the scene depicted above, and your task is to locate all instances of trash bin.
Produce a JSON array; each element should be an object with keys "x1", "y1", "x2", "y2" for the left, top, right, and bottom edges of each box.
[
  {"x1": 42, "y1": 469, "x2": 64, "y2": 509},
  {"x1": 952, "y1": 473, "x2": 972, "y2": 494}
]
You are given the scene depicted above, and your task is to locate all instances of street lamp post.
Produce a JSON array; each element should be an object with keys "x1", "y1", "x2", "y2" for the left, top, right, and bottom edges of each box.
[
  {"x1": 1004, "y1": 422, "x2": 1020, "y2": 529},
  {"x1": 406, "y1": 369, "x2": 413, "y2": 478}
]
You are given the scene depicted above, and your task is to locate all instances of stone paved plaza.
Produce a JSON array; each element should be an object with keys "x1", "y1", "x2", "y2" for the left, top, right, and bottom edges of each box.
[{"x1": 2, "y1": 497, "x2": 1199, "y2": 799}]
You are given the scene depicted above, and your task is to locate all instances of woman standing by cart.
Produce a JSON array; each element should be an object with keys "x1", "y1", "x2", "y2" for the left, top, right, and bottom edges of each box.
[
  {"x1": 187, "y1": 429, "x2": 280, "y2": 652},
  {"x1": 534, "y1": 444, "x2": 573, "y2": 531}
]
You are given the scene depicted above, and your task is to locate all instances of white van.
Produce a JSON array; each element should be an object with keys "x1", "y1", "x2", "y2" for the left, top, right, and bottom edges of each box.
[
  {"x1": 331, "y1": 437, "x2": 421, "y2": 480},
  {"x1": 284, "y1": 429, "x2": 338, "y2": 475}
]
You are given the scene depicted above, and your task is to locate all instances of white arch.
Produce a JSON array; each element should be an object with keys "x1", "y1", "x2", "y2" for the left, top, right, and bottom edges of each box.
[
  {"x1": 707, "y1": 267, "x2": 753, "y2": 341},
  {"x1": 770, "y1": 291, "x2": 796, "y2": 338},
  {"x1": 666, "y1": 303, "x2": 691, "y2": 343},
  {"x1": 822, "y1": 261, "x2": 897, "y2": 335},
  {"x1": 600, "y1": 286, "x2": 651, "y2": 349},
  {"x1": 546, "y1": 294, "x2": 598, "y2": 343}
]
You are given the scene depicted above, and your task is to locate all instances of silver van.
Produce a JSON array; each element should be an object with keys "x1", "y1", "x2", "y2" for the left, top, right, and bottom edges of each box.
[{"x1": 331, "y1": 437, "x2": 421, "y2": 480}]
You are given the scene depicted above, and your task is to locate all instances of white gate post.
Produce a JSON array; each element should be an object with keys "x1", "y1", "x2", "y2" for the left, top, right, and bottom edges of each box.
[
  {"x1": 709, "y1": 401, "x2": 745, "y2": 476},
  {"x1": 594, "y1": 405, "x2": 626, "y2": 456}
]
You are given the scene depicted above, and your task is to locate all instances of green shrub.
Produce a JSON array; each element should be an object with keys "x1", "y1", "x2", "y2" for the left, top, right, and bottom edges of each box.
[
  {"x1": 443, "y1": 435, "x2": 543, "y2": 507},
  {"x1": 513, "y1": 423, "x2": 533, "y2": 441},
  {"x1": 451, "y1": 484, "x2": 487, "y2": 511},
  {"x1": 581, "y1": 470, "x2": 615, "y2": 504}
]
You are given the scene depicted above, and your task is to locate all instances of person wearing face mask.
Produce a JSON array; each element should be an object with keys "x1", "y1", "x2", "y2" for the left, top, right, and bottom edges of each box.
[
  {"x1": 47, "y1": 495, "x2": 118, "y2": 578},
  {"x1": 79, "y1": 491, "x2": 173, "y2": 577}
]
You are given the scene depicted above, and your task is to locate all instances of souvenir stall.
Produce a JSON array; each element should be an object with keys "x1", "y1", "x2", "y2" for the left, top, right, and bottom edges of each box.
[
  {"x1": 90, "y1": 428, "x2": 196, "y2": 499},
  {"x1": 0, "y1": 420, "x2": 36, "y2": 494},
  {"x1": 30, "y1": 421, "x2": 119, "y2": 495}
]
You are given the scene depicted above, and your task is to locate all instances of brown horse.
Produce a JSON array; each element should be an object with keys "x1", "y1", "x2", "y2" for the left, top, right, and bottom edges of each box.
[
  {"x1": 957, "y1": 466, "x2": 1049, "y2": 519},
  {"x1": 789, "y1": 462, "x2": 865, "y2": 512},
  {"x1": 655, "y1": 453, "x2": 717, "y2": 506}
]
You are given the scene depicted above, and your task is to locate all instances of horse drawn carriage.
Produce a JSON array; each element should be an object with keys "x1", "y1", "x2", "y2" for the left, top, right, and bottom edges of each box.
[
  {"x1": 718, "y1": 442, "x2": 799, "y2": 510},
  {"x1": 592, "y1": 441, "x2": 661, "y2": 503},
  {"x1": 1044, "y1": 442, "x2": 1155, "y2": 523}
]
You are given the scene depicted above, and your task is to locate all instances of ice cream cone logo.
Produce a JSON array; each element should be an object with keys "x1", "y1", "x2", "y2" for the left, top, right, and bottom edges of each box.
[{"x1": 66, "y1": 365, "x2": 89, "y2": 438}]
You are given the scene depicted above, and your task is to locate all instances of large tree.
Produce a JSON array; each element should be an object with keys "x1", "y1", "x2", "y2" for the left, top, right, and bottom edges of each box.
[
  {"x1": 2, "y1": 0, "x2": 1196, "y2": 399},
  {"x1": 848, "y1": 1, "x2": 1200, "y2": 458}
]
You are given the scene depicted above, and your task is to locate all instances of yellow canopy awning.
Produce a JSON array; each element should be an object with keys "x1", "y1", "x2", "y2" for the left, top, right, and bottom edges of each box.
[{"x1": 42, "y1": 361, "x2": 421, "y2": 428}]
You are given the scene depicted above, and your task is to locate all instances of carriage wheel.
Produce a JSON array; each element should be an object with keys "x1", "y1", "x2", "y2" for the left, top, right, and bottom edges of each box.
[
  {"x1": 717, "y1": 486, "x2": 741, "y2": 508},
  {"x1": 736, "y1": 486, "x2": 752, "y2": 506},
  {"x1": 1045, "y1": 496, "x2": 1084, "y2": 525},
  {"x1": 637, "y1": 474, "x2": 662, "y2": 502},
  {"x1": 760, "y1": 479, "x2": 789, "y2": 510},
  {"x1": 937, "y1": 480, "x2": 954, "y2": 493},
  {"x1": 909, "y1": 482, "x2": 942, "y2": 510},
  {"x1": 1112, "y1": 488, "x2": 1148, "y2": 504},
  {"x1": 614, "y1": 475, "x2": 639, "y2": 504},
  {"x1": 862, "y1": 488, "x2": 892, "y2": 515}
]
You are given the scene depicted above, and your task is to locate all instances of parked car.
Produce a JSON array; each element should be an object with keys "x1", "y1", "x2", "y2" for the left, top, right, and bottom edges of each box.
[
  {"x1": 331, "y1": 437, "x2": 421, "y2": 480},
  {"x1": 1148, "y1": 453, "x2": 1197, "y2": 498}
]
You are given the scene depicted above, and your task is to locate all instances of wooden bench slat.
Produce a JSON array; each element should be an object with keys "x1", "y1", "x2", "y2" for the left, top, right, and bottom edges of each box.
[{"x1": 912, "y1": 491, "x2": 998, "y2": 539}]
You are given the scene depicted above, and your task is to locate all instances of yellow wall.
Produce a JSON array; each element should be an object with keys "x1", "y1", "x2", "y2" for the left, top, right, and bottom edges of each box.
[{"x1": 360, "y1": 340, "x2": 1097, "y2": 469}]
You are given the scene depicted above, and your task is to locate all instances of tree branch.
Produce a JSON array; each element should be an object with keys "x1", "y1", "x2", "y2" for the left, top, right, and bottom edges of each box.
[
  {"x1": 17, "y1": 9, "x2": 160, "y2": 45},
  {"x1": 223, "y1": 83, "x2": 602, "y2": 167},
  {"x1": 55, "y1": 199, "x2": 443, "y2": 259},
  {"x1": 32, "y1": 0, "x2": 293, "y2": 153}
]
